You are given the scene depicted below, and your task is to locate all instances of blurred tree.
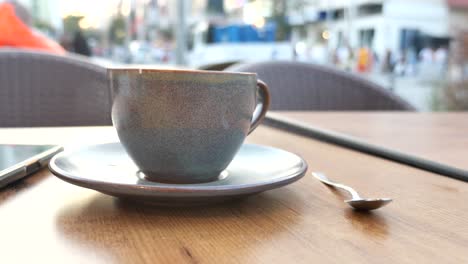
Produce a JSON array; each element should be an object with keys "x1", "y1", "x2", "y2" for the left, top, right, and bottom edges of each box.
[
  {"x1": 63, "y1": 15, "x2": 83, "y2": 35},
  {"x1": 109, "y1": 14, "x2": 127, "y2": 45}
]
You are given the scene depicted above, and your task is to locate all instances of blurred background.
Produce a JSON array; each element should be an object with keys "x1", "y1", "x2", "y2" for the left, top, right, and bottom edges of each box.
[{"x1": 1, "y1": 0, "x2": 468, "y2": 111}]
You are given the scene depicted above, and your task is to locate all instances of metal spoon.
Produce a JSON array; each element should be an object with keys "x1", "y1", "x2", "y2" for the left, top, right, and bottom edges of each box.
[{"x1": 312, "y1": 172, "x2": 392, "y2": 211}]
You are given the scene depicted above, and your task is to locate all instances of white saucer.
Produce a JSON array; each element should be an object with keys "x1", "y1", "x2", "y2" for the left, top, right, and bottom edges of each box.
[{"x1": 49, "y1": 143, "x2": 307, "y2": 206}]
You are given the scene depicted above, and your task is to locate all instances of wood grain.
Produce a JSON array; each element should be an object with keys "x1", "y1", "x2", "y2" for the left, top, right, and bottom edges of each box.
[
  {"x1": 1, "y1": 123, "x2": 468, "y2": 263},
  {"x1": 277, "y1": 112, "x2": 468, "y2": 171}
]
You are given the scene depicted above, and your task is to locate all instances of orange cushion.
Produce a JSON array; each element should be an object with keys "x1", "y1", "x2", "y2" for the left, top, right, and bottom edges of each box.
[{"x1": 0, "y1": 3, "x2": 65, "y2": 54}]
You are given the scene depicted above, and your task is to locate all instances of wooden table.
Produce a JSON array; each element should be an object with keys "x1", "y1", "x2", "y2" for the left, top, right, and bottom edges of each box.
[
  {"x1": 275, "y1": 112, "x2": 468, "y2": 172},
  {"x1": 1, "y1": 113, "x2": 468, "y2": 263}
]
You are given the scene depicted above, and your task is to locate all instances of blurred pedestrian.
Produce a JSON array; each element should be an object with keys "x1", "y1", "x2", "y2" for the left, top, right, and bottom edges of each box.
[
  {"x1": 419, "y1": 47, "x2": 434, "y2": 63},
  {"x1": 394, "y1": 51, "x2": 407, "y2": 76},
  {"x1": 406, "y1": 48, "x2": 418, "y2": 76},
  {"x1": 357, "y1": 47, "x2": 370, "y2": 72},
  {"x1": 72, "y1": 30, "x2": 92, "y2": 56},
  {"x1": 382, "y1": 49, "x2": 395, "y2": 73},
  {"x1": 418, "y1": 46, "x2": 434, "y2": 77},
  {"x1": 435, "y1": 46, "x2": 448, "y2": 76},
  {"x1": 59, "y1": 34, "x2": 73, "y2": 52},
  {"x1": 435, "y1": 46, "x2": 448, "y2": 63}
]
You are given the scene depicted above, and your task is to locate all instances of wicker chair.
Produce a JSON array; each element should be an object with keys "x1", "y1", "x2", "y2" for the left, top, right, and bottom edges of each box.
[
  {"x1": 0, "y1": 49, "x2": 111, "y2": 127},
  {"x1": 225, "y1": 61, "x2": 415, "y2": 111}
]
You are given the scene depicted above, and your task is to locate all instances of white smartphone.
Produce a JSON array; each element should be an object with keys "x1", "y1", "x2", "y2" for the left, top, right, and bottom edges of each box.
[{"x1": 0, "y1": 145, "x2": 63, "y2": 188}]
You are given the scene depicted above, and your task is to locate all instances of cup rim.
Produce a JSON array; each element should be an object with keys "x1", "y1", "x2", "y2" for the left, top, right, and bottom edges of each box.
[{"x1": 107, "y1": 67, "x2": 256, "y2": 76}]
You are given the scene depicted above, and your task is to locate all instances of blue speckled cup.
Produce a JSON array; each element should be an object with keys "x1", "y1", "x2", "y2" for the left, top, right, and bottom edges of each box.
[{"x1": 108, "y1": 68, "x2": 270, "y2": 184}]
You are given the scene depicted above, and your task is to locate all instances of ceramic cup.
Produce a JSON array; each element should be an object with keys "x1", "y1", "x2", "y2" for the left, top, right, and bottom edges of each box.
[{"x1": 108, "y1": 68, "x2": 270, "y2": 184}]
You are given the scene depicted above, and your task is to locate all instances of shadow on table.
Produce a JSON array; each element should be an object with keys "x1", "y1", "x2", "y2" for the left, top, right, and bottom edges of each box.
[
  {"x1": 344, "y1": 209, "x2": 390, "y2": 239},
  {"x1": 319, "y1": 182, "x2": 390, "y2": 239},
  {"x1": 54, "y1": 189, "x2": 305, "y2": 262}
]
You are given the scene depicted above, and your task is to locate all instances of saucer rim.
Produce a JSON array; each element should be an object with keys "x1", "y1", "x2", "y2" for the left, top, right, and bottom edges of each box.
[{"x1": 49, "y1": 143, "x2": 308, "y2": 196}]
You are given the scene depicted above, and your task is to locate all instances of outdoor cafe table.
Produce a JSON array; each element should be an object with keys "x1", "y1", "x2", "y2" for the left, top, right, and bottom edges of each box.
[
  {"x1": 271, "y1": 112, "x2": 468, "y2": 173},
  {"x1": 1, "y1": 112, "x2": 467, "y2": 263}
]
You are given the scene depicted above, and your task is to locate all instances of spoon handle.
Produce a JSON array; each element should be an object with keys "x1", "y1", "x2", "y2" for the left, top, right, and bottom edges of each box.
[{"x1": 312, "y1": 172, "x2": 362, "y2": 200}]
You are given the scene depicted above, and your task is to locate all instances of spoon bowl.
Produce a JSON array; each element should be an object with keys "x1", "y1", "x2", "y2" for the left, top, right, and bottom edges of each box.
[
  {"x1": 312, "y1": 172, "x2": 392, "y2": 211},
  {"x1": 345, "y1": 198, "x2": 393, "y2": 211}
]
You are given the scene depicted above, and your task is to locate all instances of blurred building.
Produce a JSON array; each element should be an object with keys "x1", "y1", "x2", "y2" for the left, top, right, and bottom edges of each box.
[
  {"x1": 299, "y1": 0, "x2": 456, "y2": 62},
  {"x1": 448, "y1": 0, "x2": 468, "y2": 33},
  {"x1": 126, "y1": 0, "x2": 207, "y2": 40},
  {"x1": 17, "y1": 0, "x2": 62, "y2": 32}
]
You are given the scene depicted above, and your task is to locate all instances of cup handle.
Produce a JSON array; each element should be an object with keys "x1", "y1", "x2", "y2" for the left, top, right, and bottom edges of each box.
[{"x1": 248, "y1": 79, "x2": 271, "y2": 135}]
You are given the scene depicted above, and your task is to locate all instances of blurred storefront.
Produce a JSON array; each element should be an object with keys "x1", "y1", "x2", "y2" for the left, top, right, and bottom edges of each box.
[{"x1": 300, "y1": 0, "x2": 453, "y2": 67}]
